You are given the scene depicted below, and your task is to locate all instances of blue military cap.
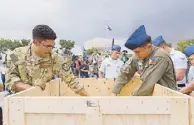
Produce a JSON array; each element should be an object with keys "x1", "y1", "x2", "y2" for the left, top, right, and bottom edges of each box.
[
  {"x1": 152, "y1": 36, "x2": 165, "y2": 47},
  {"x1": 183, "y1": 45, "x2": 194, "y2": 57},
  {"x1": 112, "y1": 45, "x2": 121, "y2": 52},
  {"x1": 125, "y1": 25, "x2": 150, "y2": 50}
]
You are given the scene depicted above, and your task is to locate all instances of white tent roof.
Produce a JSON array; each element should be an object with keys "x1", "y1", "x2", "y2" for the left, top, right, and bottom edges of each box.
[
  {"x1": 84, "y1": 38, "x2": 134, "y2": 54},
  {"x1": 71, "y1": 45, "x2": 83, "y2": 55}
]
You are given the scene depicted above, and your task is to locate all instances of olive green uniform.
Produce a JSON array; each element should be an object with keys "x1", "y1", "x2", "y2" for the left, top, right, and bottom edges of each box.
[{"x1": 112, "y1": 46, "x2": 177, "y2": 96}]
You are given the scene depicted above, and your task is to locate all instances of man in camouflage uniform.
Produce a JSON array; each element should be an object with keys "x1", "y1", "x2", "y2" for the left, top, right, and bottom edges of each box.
[
  {"x1": 112, "y1": 25, "x2": 177, "y2": 96},
  {"x1": 5, "y1": 25, "x2": 88, "y2": 96}
]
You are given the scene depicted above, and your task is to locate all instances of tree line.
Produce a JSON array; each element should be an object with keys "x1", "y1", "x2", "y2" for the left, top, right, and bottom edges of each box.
[
  {"x1": 0, "y1": 38, "x2": 194, "y2": 55},
  {"x1": 0, "y1": 39, "x2": 30, "y2": 52},
  {"x1": 0, "y1": 39, "x2": 76, "y2": 53}
]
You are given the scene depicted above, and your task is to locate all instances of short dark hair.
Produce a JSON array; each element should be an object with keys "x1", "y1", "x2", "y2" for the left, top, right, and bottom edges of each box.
[
  {"x1": 146, "y1": 36, "x2": 151, "y2": 43},
  {"x1": 32, "y1": 25, "x2": 57, "y2": 41},
  {"x1": 141, "y1": 36, "x2": 151, "y2": 47}
]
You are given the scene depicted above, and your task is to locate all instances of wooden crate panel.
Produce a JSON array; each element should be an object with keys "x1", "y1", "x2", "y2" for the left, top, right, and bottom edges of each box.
[
  {"x1": 60, "y1": 77, "x2": 141, "y2": 96},
  {"x1": 60, "y1": 78, "x2": 114, "y2": 96},
  {"x1": 5, "y1": 96, "x2": 190, "y2": 125},
  {"x1": 102, "y1": 115, "x2": 170, "y2": 125},
  {"x1": 25, "y1": 114, "x2": 85, "y2": 125}
]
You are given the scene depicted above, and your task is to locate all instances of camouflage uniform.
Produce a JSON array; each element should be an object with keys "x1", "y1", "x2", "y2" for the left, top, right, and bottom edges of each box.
[
  {"x1": 112, "y1": 46, "x2": 177, "y2": 96},
  {"x1": 5, "y1": 46, "x2": 83, "y2": 93}
]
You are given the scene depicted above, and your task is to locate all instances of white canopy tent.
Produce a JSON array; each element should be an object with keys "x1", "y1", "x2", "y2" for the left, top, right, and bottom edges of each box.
[{"x1": 84, "y1": 38, "x2": 134, "y2": 54}]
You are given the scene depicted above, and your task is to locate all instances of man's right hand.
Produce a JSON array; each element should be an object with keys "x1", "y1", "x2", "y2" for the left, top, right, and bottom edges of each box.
[{"x1": 15, "y1": 82, "x2": 32, "y2": 92}]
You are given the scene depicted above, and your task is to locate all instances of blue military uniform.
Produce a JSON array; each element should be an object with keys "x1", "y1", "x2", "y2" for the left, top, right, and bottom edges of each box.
[
  {"x1": 112, "y1": 25, "x2": 177, "y2": 96},
  {"x1": 153, "y1": 36, "x2": 188, "y2": 88}
]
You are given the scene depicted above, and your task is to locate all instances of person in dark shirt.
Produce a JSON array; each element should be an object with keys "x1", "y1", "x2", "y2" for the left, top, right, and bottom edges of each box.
[{"x1": 80, "y1": 61, "x2": 89, "y2": 78}]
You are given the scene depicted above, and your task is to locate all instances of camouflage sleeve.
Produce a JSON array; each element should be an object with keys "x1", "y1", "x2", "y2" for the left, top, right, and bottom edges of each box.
[
  {"x1": 5, "y1": 53, "x2": 22, "y2": 93},
  {"x1": 112, "y1": 57, "x2": 138, "y2": 94},
  {"x1": 53, "y1": 54, "x2": 83, "y2": 94},
  {"x1": 132, "y1": 57, "x2": 171, "y2": 96}
]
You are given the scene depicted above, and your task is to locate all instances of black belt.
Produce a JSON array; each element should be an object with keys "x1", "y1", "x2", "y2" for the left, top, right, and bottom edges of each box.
[{"x1": 178, "y1": 84, "x2": 186, "y2": 88}]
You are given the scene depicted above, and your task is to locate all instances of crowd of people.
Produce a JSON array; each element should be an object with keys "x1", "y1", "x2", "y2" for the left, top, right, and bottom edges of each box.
[{"x1": 70, "y1": 46, "x2": 129, "y2": 79}]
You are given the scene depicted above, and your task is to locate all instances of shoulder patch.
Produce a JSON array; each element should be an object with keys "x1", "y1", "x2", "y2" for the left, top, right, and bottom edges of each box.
[
  {"x1": 149, "y1": 57, "x2": 161, "y2": 65},
  {"x1": 62, "y1": 63, "x2": 70, "y2": 71},
  {"x1": 9, "y1": 54, "x2": 18, "y2": 62}
]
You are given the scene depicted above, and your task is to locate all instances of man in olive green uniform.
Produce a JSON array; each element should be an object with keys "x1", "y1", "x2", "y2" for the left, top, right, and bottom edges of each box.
[
  {"x1": 5, "y1": 25, "x2": 88, "y2": 96},
  {"x1": 112, "y1": 25, "x2": 177, "y2": 96}
]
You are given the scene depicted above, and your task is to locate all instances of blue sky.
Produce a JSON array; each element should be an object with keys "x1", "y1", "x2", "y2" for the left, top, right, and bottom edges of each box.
[{"x1": 0, "y1": 0, "x2": 194, "y2": 46}]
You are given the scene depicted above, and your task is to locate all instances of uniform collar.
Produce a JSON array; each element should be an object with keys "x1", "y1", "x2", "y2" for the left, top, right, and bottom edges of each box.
[
  {"x1": 109, "y1": 56, "x2": 118, "y2": 61},
  {"x1": 29, "y1": 45, "x2": 42, "y2": 61},
  {"x1": 170, "y1": 48, "x2": 175, "y2": 55},
  {"x1": 144, "y1": 45, "x2": 157, "y2": 62},
  {"x1": 28, "y1": 44, "x2": 52, "y2": 63}
]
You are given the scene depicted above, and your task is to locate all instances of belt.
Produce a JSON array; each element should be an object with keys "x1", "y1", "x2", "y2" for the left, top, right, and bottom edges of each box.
[{"x1": 178, "y1": 84, "x2": 186, "y2": 88}]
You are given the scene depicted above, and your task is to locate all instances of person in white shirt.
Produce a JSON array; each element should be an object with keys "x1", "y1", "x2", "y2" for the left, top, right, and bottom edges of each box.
[
  {"x1": 180, "y1": 45, "x2": 194, "y2": 95},
  {"x1": 99, "y1": 45, "x2": 124, "y2": 78},
  {"x1": 152, "y1": 36, "x2": 188, "y2": 89}
]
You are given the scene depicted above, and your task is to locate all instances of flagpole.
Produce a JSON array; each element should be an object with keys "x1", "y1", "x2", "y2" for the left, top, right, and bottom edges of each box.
[{"x1": 112, "y1": 38, "x2": 114, "y2": 50}]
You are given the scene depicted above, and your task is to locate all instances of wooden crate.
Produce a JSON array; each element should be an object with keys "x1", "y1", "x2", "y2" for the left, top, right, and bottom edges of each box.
[
  {"x1": 61, "y1": 77, "x2": 141, "y2": 96},
  {"x1": 3, "y1": 78, "x2": 192, "y2": 125}
]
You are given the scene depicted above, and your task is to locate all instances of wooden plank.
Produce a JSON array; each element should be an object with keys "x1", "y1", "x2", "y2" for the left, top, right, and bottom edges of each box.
[
  {"x1": 49, "y1": 79, "x2": 60, "y2": 96},
  {"x1": 9, "y1": 98, "x2": 24, "y2": 125},
  {"x1": 85, "y1": 101, "x2": 102, "y2": 125},
  {"x1": 153, "y1": 84, "x2": 187, "y2": 97},
  {"x1": 3, "y1": 97, "x2": 9, "y2": 125},
  {"x1": 82, "y1": 78, "x2": 114, "y2": 96},
  {"x1": 191, "y1": 99, "x2": 194, "y2": 125},
  {"x1": 119, "y1": 76, "x2": 141, "y2": 96},
  {"x1": 0, "y1": 92, "x2": 6, "y2": 107},
  {"x1": 24, "y1": 97, "x2": 100, "y2": 114},
  {"x1": 14, "y1": 79, "x2": 60, "y2": 97},
  {"x1": 85, "y1": 113, "x2": 102, "y2": 125},
  {"x1": 162, "y1": 86, "x2": 186, "y2": 96},
  {"x1": 102, "y1": 115, "x2": 170, "y2": 125},
  {"x1": 25, "y1": 114, "x2": 85, "y2": 125},
  {"x1": 60, "y1": 78, "x2": 114, "y2": 96},
  {"x1": 3, "y1": 94, "x2": 16, "y2": 125},
  {"x1": 99, "y1": 97, "x2": 172, "y2": 115},
  {"x1": 170, "y1": 97, "x2": 190, "y2": 125},
  {"x1": 21, "y1": 96, "x2": 188, "y2": 115},
  {"x1": 188, "y1": 98, "x2": 192, "y2": 125},
  {"x1": 152, "y1": 84, "x2": 164, "y2": 96},
  {"x1": 15, "y1": 86, "x2": 49, "y2": 97}
]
